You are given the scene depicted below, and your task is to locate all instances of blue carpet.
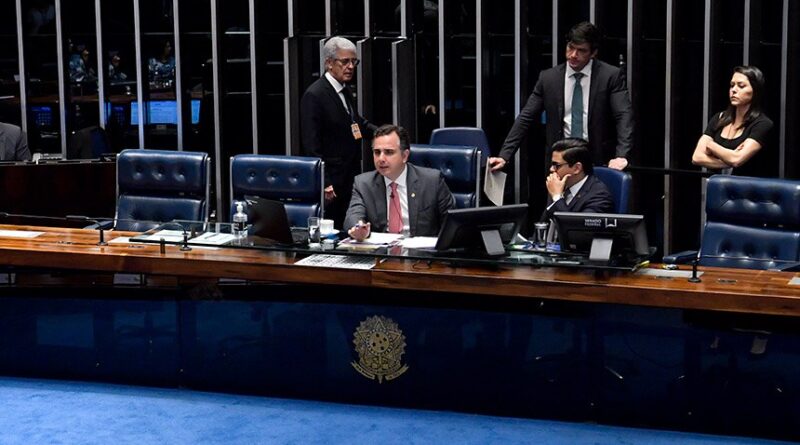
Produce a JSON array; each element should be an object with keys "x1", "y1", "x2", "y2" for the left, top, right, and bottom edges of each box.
[{"x1": 0, "y1": 377, "x2": 792, "y2": 445}]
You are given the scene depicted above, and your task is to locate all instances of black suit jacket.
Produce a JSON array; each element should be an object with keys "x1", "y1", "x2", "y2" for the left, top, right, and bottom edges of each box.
[
  {"x1": 499, "y1": 59, "x2": 634, "y2": 166},
  {"x1": 300, "y1": 76, "x2": 376, "y2": 190},
  {"x1": 0, "y1": 122, "x2": 31, "y2": 162},
  {"x1": 541, "y1": 174, "x2": 614, "y2": 221},
  {"x1": 344, "y1": 163, "x2": 455, "y2": 236}
]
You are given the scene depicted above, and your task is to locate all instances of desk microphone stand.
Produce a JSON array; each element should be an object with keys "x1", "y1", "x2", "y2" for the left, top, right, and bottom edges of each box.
[{"x1": 688, "y1": 258, "x2": 701, "y2": 283}]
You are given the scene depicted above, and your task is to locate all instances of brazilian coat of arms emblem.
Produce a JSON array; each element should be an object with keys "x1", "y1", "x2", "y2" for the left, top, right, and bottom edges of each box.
[{"x1": 351, "y1": 315, "x2": 409, "y2": 383}]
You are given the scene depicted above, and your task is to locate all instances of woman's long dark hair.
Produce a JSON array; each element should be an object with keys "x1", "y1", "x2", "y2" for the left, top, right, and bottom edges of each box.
[{"x1": 715, "y1": 65, "x2": 765, "y2": 132}]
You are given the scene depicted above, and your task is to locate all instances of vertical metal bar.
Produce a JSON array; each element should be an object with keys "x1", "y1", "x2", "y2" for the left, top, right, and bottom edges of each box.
[
  {"x1": 211, "y1": 0, "x2": 224, "y2": 214},
  {"x1": 627, "y1": 0, "x2": 634, "y2": 90},
  {"x1": 779, "y1": 0, "x2": 788, "y2": 178},
  {"x1": 15, "y1": 0, "x2": 27, "y2": 133},
  {"x1": 133, "y1": 0, "x2": 145, "y2": 148},
  {"x1": 743, "y1": 0, "x2": 751, "y2": 65},
  {"x1": 249, "y1": 0, "x2": 258, "y2": 153},
  {"x1": 552, "y1": 0, "x2": 558, "y2": 67},
  {"x1": 702, "y1": 0, "x2": 711, "y2": 124},
  {"x1": 54, "y1": 0, "x2": 67, "y2": 156},
  {"x1": 400, "y1": 0, "x2": 407, "y2": 38},
  {"x1": 514, "y1": 0, "x2": 521, "y2": 203},
  {"x1": 391, "y1": 44, "x2": 399, "y2": 124},
  {"x1": 438, "y1": 0, "x2": 445, "y2": 128},
  {"x1": 475, "y1": 0, "x2": 482, "y2": 127},
  {"x1": 664, "y1": 0, "x2": 673, "y2": 253},
  {"x1": 590, "y1": 0, "x2": 596, "y2": 23},
  {"x1": 283, "y1": 39, "x2": 292, "y2": 155},
  {"x1": 364, "y1": 0, "x2": 370, "y2": 38},
  {"x1": 174, "y1": 0, "x2": 184, "y2": 150},
  {"x1": 325, "y1": 0, "x2": 331, "y2": 36},
  {"x1": 288, "y1": 0, "x2": 294, "y2": 38},
  {"x1": 95, "y1": 0, "x2": 106, "y2": 129}
]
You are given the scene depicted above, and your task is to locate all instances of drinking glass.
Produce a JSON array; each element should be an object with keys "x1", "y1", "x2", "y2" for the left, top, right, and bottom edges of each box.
[{"x1": 308, "y1": 217, "x2": 321, "y2": 244}]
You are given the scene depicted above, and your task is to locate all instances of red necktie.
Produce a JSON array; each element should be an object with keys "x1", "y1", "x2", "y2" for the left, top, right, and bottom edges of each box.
[{"x1": 388, "y1": 182, "x2": 403, "y2": 233}]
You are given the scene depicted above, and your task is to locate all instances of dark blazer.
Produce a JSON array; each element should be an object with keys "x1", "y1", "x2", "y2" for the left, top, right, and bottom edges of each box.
[
  {"x1": 344, "y1": 163, "x2": 455, "y2": 236},
  {"x1": 300, "y1": 76, "x2": 376, "y2": 190},
  {"x1": 499, "y1": 59, "x2": 634, "y2": 166},
  {"x1": 541, "y1": 174, "x2": 614, "y2": 221},
  {"x1": 0, "y1": 122, "x2": 31, "y2": 162}
]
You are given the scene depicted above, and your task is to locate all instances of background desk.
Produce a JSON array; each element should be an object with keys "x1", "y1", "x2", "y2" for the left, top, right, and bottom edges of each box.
[{"x1": 0, "y1": 225, "x2": 799, "y2": 440}]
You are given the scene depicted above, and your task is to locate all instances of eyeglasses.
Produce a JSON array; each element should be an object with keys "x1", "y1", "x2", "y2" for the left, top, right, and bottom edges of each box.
[
  {"x1": 335, "y1": 58, "x2": 360, "y2": 67},
  {"x1": 550, "y1": 161, "x2": 570, "y2": 170}
]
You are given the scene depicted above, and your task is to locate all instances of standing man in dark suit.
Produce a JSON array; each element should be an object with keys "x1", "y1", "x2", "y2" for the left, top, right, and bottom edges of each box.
[
  {"x1": 489, "y1": 22, "x2": 633, "y2": 172},
  {"x1": 541, "y1": 138, "x2": 613, "y2": 221},
  {"x1": 0, "y1": 122, "x2": 32, "y2": 162},
  {"x1": 345, "y1": 125, "x2": 455, "y2": 240},
  {"x1": 301, "y1": 36, "x2": 376, "y2": 228}
]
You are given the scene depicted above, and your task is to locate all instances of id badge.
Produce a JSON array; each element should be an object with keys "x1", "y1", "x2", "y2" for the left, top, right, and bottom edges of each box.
[{"x1": 351, "y1": 123, "x2": 362, "y2": 140}]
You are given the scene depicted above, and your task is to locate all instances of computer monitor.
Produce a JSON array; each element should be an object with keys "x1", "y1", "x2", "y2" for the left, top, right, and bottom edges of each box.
[
  {"x1": 435, "y1": 204, "x2": 528, "y2": 256},
  {"x1": 31, "y1": 105, "x2": 54, "y2": 129},
  {"x1": 190, "y1": 99, "x2": 201, "y2": 125},
  {"x1": 244, "y1": 196, "x2": 306, "y2": 246},
  {"x1": 552, "y1": 212, "x2": 650, "y2": 264},
  {"x1": 130, "y1": 100, "x2": 179, "y2": 125}
]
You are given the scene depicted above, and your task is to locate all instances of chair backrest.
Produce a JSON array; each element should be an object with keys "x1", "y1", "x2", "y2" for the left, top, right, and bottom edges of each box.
[
  {"x1": 409, "y1": 144, "x2": 480, "y2": 208},
  {"x1": 115, "y1": 149, "x2": 210, "y2": 232},
  {"x1": 593, "y1": 166, "x2": 632, "y2": 213},
  {"x1": 700, "y1": 175, "x2": 800, "y2": 270},
  {"x1": 429, "y1": 127, "x2": 490, "y2": 166},
  {"x1": 230, "y1": 154, "x2": 323, "y2": 227},
  {"x1": 67, "y1": 126, "x2": 110, "y2": 160}
]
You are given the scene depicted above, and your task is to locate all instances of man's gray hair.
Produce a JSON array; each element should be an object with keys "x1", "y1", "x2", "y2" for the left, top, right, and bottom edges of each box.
[{"x1": 322, "y1": 36, "x2": 357, "y2": 62}]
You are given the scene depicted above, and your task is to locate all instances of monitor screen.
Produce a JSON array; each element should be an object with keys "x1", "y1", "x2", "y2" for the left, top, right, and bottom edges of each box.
[
  {"x1": 553, "y1": 212, "x2": 650, "y2": 263},
  {"x1": 31, "y1": 105, "x2": 54, "y2": 128},
  {"x1": 191, "y1": 99, "x2": 200, "y2": 125},
  {"x1": 435, "y1": 204, "x2": 528, "y2": 256},
  {"x1": 130, "y1": 100, "x2": 179, "y2": 125}
]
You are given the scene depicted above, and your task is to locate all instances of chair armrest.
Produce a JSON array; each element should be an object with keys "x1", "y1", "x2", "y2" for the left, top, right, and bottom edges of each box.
[
  {"x1": 662, "y1": 250, "x2": 698, "y2": 264},
  {"x1": 84, "y1": 220, "x2": 114, "y2": 230}
]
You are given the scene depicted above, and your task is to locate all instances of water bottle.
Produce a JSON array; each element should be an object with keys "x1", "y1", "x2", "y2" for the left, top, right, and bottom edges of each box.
[{"x1": 232, "y1": 202, "x2": 248, "y2": 238}]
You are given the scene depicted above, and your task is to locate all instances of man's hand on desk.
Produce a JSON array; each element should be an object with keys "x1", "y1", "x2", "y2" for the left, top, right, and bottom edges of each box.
[{"x1": 347, "y1": 221, "x2": 371, "y2": 242}]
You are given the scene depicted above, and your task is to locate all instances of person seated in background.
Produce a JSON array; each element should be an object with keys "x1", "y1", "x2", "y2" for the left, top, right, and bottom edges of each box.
[
  {"x1": 345, "y1": 124, "x2": 455, "y2": 241},
  {"x1": 108, "y1": 51, "x2": 128, "y2": 83},
  {"x1": 148, "y1": 40, "x2": 176, "y2": 87},
  {"x1": 0, "y1": 122, "x2": 32, "y2": 162},
  {"x1": 68, "y1": 44, "x2": 97, "y2": 85},
  {"x1": 692, "y1": 65, "x2": 773, "y2": 177},
  {"x1": 541, "y1": 137, "x2": 613, "y2": 222}
]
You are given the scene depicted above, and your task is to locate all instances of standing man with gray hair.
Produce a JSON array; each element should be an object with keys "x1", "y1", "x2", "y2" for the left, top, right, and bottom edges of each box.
[{"x1": 301, "y1": 36, "x2": 376, "y2": 229}]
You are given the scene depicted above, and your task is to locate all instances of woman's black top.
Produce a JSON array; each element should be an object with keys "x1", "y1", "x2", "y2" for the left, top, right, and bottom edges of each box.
[{"x1": 703, "y1": 112, "x2": 773, "y2": 177}]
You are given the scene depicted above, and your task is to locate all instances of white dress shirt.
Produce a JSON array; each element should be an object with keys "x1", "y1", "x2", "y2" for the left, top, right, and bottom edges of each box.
[
  {"x1": 383, "y1": 165, "x2": 410, "y2": 233},
  {"x1": 325, "y1": 72, "x2": 350, "y2": 114},
  {"x1": 563, "y1": 59, "x2": 592, "y2": 141}
]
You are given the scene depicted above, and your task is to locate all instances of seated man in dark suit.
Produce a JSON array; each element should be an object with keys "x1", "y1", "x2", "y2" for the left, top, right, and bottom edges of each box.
[
  {"x1": 541, "y1": 137, "x2": 613, "y2": 221},
  {"x1": 345, "y1": 124, "x2": 455, "y2": 241},
  {"x1": 0, "y1": 122, "x2": 32, "y2": 162}
]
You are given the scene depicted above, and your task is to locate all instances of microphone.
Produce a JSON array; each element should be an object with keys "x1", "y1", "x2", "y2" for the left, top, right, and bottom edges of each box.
[{"x1": 66, "y1": 215, "x2": 111, "y2": 246}]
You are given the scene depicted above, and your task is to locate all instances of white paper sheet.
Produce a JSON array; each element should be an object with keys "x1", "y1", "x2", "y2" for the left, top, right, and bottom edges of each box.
[
  {"x1": 484, "y1": 166, "x2": 507, "y2": 206},
  {"x1": 294, "y1": 254, "x2": 376, "y2": 269},
  {"x1": 0, "y1": 229, "x2": 44, "y2": 239},
  {"x1": 400, "y1": 236, "x2": 438, "y2": 249}
]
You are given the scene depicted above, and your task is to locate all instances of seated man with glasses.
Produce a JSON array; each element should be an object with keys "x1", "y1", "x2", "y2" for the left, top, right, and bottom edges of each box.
[
  {"x1": 301, "y1": 36, "x2": 377, "y2": 230},
  {"x1": 541, "y1": 138, "x2": 613, "y2": 222}
]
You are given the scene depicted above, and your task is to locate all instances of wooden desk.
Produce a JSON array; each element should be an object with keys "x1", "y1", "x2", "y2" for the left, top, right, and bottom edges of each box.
[
  {"x1": 1, "y1": 224, "x2": 799, "y2": 316},
  {"x1": 1, "y1": 224, "x2": 800, "y2": 440}
]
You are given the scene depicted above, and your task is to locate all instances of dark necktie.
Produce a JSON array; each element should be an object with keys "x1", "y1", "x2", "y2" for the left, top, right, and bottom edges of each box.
[
  {"x1": 342, "y1": 86, "x2": 355, "y2": 120},
  {"x1": 570, "y1": 72, "x2": 584, "y2": 138}
]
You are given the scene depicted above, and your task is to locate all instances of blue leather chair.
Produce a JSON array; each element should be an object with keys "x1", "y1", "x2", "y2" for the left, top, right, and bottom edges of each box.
[
  {"x1": 664, "y1": 175, "x2": 800, "y2": 270},
  {"x1": 429, "y1": 127, "x2": 490, "y2": 167},
  {"x1": 229, "y1": 154, "x2": 324, "y2": 227},
  {"x1": 114, "y1": 149, "x2": 210, "y2": 232},
  {"x1": 593, "y1": 166, "x2": 632, "y2": 213},
  {"x1": 409, "y1": 144, "x2": 480, "y2": 208}
]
